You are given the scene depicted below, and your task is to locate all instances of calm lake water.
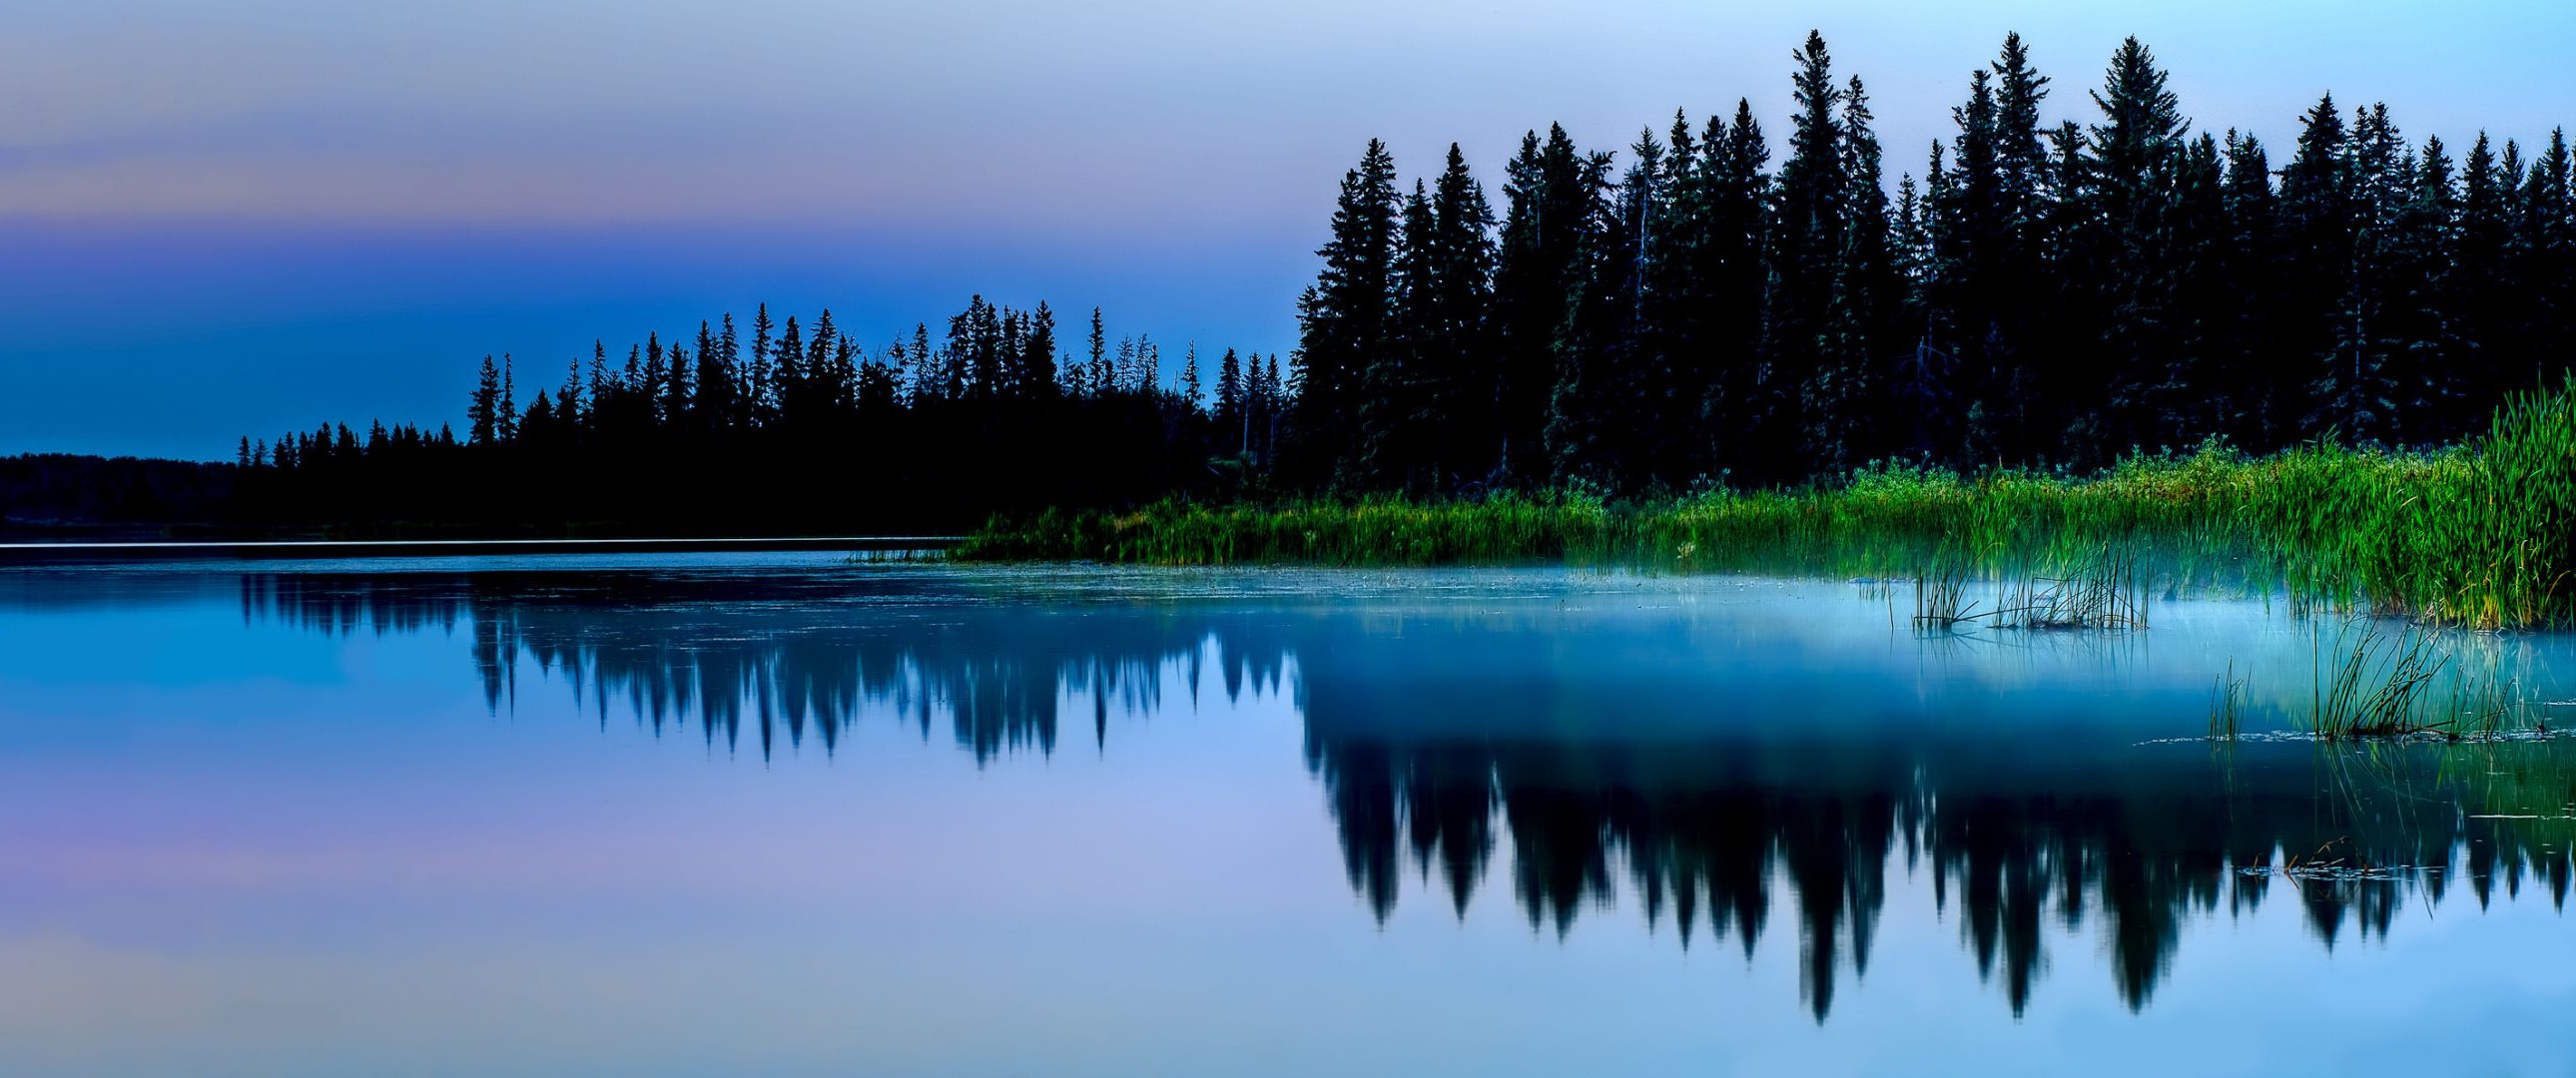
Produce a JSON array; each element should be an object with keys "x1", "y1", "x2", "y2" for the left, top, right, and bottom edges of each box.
[{"x1": 1, "y1": 556, "x2": 2571, "y2": 1076}]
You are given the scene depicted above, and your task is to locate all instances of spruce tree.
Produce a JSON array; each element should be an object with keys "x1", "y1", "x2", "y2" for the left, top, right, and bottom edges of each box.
[
  {"x1": 1703, "y1": 100, "x2": 1773, "y2": 482},
  {"x1": 1363, "y1": 181, "x2": 1439, "y2": 488},
  {"x1": 2217, "y1": 130, "x2": 2282, "y2": 445},
  {"x1": 1770, "y1": 32, "x2": 1852, "y2": 475},
  {"x1": 468, "y1": 355, "x2": 501, "y2": 446},
  {"x1": 1493, "y1": 125, "x2": 1590, "y2": 484},
  {"x1": 1544, "y1": 147, "x2": 1634, "y2": 486},
  {"x1": 2279, "y1": 95, "x2": 2356, "y2": 440},
  {"x1": 2514, "y1": 129, "x2": 2576, "y2": 393},
  {"x1": 1935, "y1": 64, "x2": 2004, "y2": 451},
  {"x1": 2457, "y1": 133, "x2": 2513, "y2": 422},
  {"x1": 2387, "y1": 134, "x2": 2465, "y2": 442},
  {"x1": 1427, "y1": 144, "x2": 1500, "y2": 486},
  {"x1": 1086, "y1": 307, "x2": 1108, "y2": 396},
  {"x1": 498, "y1": 355, "x2": 520, "y2": 442},
  {"x1": 2087, "y1": 38, "x2": 2192, "y2": 452},
  {"x1": 1215, "y1": 347, "x2": 1246, "y2": 452},
  {"x1": 2318, "y1": 103, "x2": 2409, "y2": 443},
  {"x1": 694, "y1": 320, "x2": 734, "y2": 433},
  {"x1": 750, "y1": 304, "x2": 775, "y2": 421},
  {"x1": 1025, "y1": 302, "x2": 1058, "y2": 398},
  {"x1": 1292, "y1": 139, "x2": 1400, "y2": 486},
  {"x1": 1823, "y1": 75, "x2": 1901, "y2": 466}
]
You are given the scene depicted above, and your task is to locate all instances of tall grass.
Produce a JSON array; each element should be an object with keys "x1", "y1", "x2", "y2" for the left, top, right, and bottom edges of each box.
[
  {"x1": 961, "y1": 376, "x2": 2576, "y2": 629},
  {"x1": 2203, "y1": 618, "x2": 2540, "y2": 742}
]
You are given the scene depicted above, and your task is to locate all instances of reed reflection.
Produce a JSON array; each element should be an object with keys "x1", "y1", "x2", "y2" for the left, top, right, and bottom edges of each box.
[{"x1": 241, "y1": 571, "x2": 2576, "y2": 1022}]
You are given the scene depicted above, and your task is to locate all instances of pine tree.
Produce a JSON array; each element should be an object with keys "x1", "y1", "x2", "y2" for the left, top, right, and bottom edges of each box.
[
  {"x1": 468, "y1": 355, "x2": 501, "y2": 445},
  {"x1": 2514, "y1": 129, "x2": 2576, "y2": 394},
  {"x1": 2457, "y1": 133, "x2": 2514, "y2": 424},
  {"x1": 498, "y1": 355, "x2": 520, "y2": 442},
  {"x1": 2218, "y1": 130, "x2": 2282, "y2": 445},
  {"x1": 1292, "y1": 138, "x2": 1400, "y2": 486},
  {"x1": 2318, "y1": 103, "x2": 2410, "y2": 444},
  {"x1": 1364, "y1": 181, "x2": 1439, "y2": 488},
  {"x1": 557, "y1": 358, "x2": 582, "y2": 428},
  {"x1": 694, "y1": 320, "x2": 734, "y2": 433},
  {"x1": 1494, "y1": 125, "x2": 1591, "y2": 484},
  {"x1": 750, "y1": 304, "x2": 776, "y2": 420},
  {"x1": 1771, "y1": 32, "x2": 1853, "y2": 474},
  {"x1": 1426, "y1": 144, "x2": 1499, "y2": 485},
  {"x1": 1025, "y1": 302, "x2": 1058, "y2": 398},
  {"x1": 2386, "y1": 134, "x2": 2465, "y2": 443},
  {"x1": 2280, "y1": 95, "x2": 2356, "y2": 439},
  {"x1": 1931, "y1": 34, "x2": 2056, "y2": 464},
  {"x1": 1215, "y1": 347, "x2": 1246, "y2": 452},
  {"x1": 2088, "y1": 37, "x2": 2193, "y2": 452},
  {"x1": 908, "y1": 323, "x2": 939, "y2": 403},
  {"x1": 1543, "y1": 147, "x2": 1630, "y2": 485},
  {"x1": 1935, "y1": 63, "x2": 2004, "y2": 444},
  {"x1": 1086, "y1": 307, "x2": 1108, "y2": 396},
  {"x1": 720, "y1": 313, "x2": 743, "y2": 422},
  {"x1": 1261, "y1": 353, "x2": 1287, "y2": 462},
  {"x1": 1703, "y1": 100, "x2": 1773, "y2": 482},
  {"x1": 1824, "y1": 75, "x2": 1901, "y2": 465}
]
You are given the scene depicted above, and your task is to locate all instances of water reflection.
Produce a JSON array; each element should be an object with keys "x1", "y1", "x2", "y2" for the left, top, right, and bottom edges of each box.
[{"x1": 237, "y1": 569, "x2": 2575, "y2": 1022}]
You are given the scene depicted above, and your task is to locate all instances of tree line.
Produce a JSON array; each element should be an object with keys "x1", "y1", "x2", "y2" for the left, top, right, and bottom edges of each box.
[
  {"x1": 198, "y1": 29, "x2": 2576, "y2": 533},
  {"x1": 1293, "y1": 32, "x2": 2576, "y2": 493},
  {"x1": 234, "y1": 300, "x2": 1288, "y2": 532}
]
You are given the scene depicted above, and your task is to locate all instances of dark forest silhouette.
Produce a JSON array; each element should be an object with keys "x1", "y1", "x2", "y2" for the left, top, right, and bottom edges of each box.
[
  {"x1": 240, "y1": 570, "x2": 2576, "y2": 1022},
  {"x1": 222, "y1": 303, "x2": 1288, "y2": 534},
  {"x1": 13, "y1": 31, "x2": 2572, "y2": 535},
  {"x1": 1292, "y1": 32, "x2": 2576, "y2": 491}
]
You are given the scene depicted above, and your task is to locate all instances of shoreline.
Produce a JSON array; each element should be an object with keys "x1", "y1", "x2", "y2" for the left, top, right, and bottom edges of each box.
[{"x1": 0, "y1": 535, "x2": 966, "y2": 564}]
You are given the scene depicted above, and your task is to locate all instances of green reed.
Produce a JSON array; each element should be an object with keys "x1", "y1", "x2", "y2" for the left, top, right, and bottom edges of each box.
[
  {"x1": 961, "y1": 376, "x2": 2576, "y2": 629},
  {"x1": 2209, "y1": 660, "x2": 2249, "y2": 742}
]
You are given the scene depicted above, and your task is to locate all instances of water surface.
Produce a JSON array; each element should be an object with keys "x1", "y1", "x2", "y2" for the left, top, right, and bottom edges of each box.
[{"x1": 1, "y1": 557, "x2": 2570, "y2": 1075}]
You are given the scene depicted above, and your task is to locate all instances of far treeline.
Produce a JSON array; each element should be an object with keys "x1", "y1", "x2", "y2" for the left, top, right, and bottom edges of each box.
[
  {"x1": 219, "y1": 301, "x2": 1287, "y2": 534},
  {"x1": 14, "y1": 30, "x2": 2573, "y2": 544}
]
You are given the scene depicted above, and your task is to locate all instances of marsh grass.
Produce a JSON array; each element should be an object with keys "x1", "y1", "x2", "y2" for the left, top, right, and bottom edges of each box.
[
  {"x1": 962, "y1": 377, "x2": 2576, "y2": 629},
  {"x1": 1911, "y1": 546, "x2": 2146, "y2": 632},
  {"x1": 1910, "y1": 560, "x2": 1978, "y2": 630},
  {"x1": 2290, "y1": 620, "x2": 2534, "y2": 741},
  {"x1": 2210, "y1": 660, "x2": 2248, "y2": 741},
  {"x1": 1990, "y1": 547, "x2": 2148, "y2": 630},
  {"x1": 2308, "y1": 623, "x2": 2451, "y2": 739}
]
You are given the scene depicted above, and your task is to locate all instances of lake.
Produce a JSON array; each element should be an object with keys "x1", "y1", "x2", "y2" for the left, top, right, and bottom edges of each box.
[{"x1": 0, "y1": 556, "x2": 2570, "y2": 1076}]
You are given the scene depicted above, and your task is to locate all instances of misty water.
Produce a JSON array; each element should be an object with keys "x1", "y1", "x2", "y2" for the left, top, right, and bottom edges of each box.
[{"x1": 1, "y1": 556, "x2": 2572, "y2": 1076}]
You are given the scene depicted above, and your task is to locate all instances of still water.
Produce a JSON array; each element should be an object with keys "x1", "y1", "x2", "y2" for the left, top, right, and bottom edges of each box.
[{"x1": 0, "y1": 556, "x2": 2570, "y2": 1076}]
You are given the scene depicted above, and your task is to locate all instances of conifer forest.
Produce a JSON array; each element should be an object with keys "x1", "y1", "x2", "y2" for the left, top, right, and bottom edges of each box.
[{"x1": 24, "y1": 32, "x2": 2576, "y2": 534}]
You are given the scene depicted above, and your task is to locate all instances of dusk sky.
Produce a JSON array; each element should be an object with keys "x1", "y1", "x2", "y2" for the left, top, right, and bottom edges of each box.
[{"x1": 8, "y1": 0, "x2": 2574, "y2": 459}]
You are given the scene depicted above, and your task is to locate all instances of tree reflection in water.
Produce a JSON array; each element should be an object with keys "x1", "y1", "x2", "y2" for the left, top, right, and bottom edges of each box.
[{"x1": 244, "y1": 570, "x2": 2576, "y2": 1021}]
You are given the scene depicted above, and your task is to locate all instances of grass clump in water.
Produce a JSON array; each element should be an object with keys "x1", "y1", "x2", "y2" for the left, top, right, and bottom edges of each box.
[
  {"x1": 2210, "y1": 660, "x2": 2250, "y2": 742},
  {"x1": 1911, "y1": 546, "x2": 2146, "y2": 632},
  {"x1": 2209, "y1": 620, "x2": 2537, "y2": 742},
  {"x1": 2306, "y1": 622, "x2": 2458, "y2": 740}
]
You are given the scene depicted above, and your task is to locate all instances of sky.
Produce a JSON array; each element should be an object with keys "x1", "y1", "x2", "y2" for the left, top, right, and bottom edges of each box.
[{"x1": 6, "y1": 0, "x2": 2575, "y2": 459}]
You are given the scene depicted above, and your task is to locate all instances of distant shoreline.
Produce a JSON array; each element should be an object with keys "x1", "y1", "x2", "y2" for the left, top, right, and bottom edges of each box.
[{"x1": 0, "y1": 536, "x2": 964, "y2": 563}]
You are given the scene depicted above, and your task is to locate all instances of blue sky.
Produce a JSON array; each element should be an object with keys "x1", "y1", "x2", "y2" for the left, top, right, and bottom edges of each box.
[{"x1": 6, "y1": 0, "x2": 2574, "y2": 458}]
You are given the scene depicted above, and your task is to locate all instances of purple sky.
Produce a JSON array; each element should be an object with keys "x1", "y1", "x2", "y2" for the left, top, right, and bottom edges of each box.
[{"x1": 7, "y1": 0, "x2": 2574, "y2": 458}]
